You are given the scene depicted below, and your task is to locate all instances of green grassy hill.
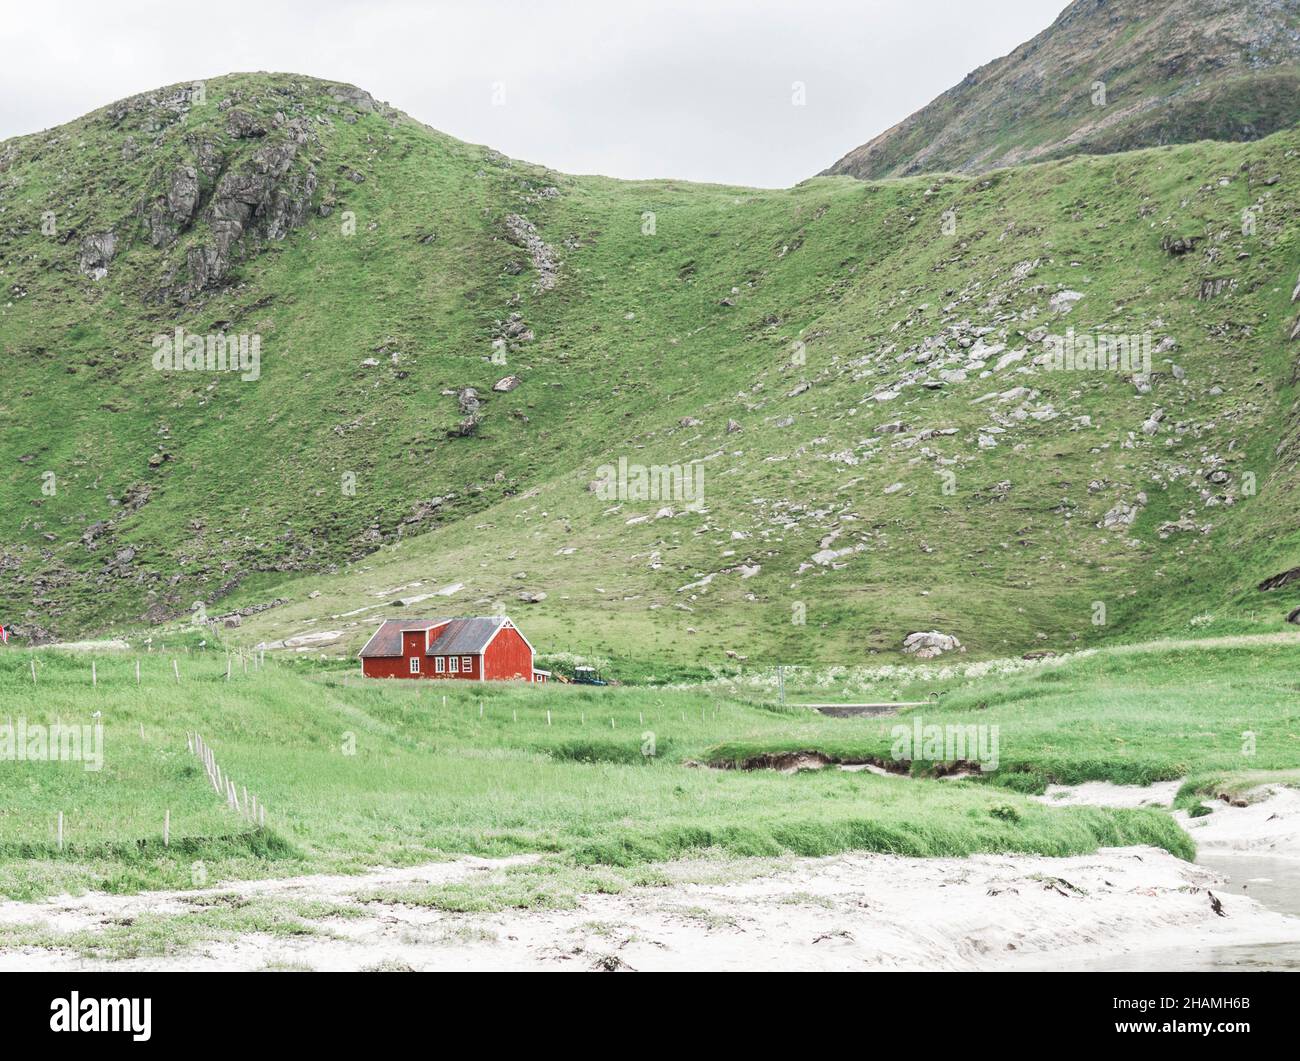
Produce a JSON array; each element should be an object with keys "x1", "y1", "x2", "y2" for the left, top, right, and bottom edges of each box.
[{"x1": 2, "y1": 72, "x2": 1300, "y2": 669}]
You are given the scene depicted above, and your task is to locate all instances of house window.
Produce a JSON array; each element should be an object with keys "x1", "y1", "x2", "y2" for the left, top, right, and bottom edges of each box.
[
  {"x1": 409, "y1": 657, "x2": 420, "y2": 674},
  {"x1": 435, "y1": 656, "x2": 446, "y2": 673},
  {"x1": 461, "y1": 656, "x2": 473, "y2": 672},
  {"x1": 449, "y1": 656, "x2": 460, "y2": 673}
]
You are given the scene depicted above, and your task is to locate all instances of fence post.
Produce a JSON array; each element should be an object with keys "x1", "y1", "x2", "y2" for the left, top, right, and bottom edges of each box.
[
  {"x1": 136, "y1": 659, "x2": 141, "y2": 685},
  {"x1": 91, "y1": 661, "x2": 96, "y2": 687},
  {"x1": 173, "y1": 659, "x2": 180, "y2": 683},
  {"x1": 164, "y1": 809, "x2": 170, "y2": 847},
  {"x1": 31, "y1": 658, "x2": 36, "y2": 683},
  {"x1": 57, "y1": 811, "x2": 64, "y2": 852}
]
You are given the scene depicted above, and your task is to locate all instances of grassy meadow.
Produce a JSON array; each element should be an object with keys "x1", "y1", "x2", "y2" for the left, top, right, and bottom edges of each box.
[{"x1": 5, "y1": 632, "x2": 1299, "y2": 908}]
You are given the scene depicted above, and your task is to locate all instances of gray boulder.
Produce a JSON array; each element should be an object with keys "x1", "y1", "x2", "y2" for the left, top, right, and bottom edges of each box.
[{"x1": 902, "y1": 631, "x2": 962, "y2": 659}]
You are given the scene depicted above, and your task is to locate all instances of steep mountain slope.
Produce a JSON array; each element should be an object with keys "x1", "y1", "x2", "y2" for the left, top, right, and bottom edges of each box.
[
  {"x1": 2, "y1": 73, "x2": 1299, "y2": 669},
  {"x1": 824, "y1": 0, "x2": 1300, "y2": 180}
]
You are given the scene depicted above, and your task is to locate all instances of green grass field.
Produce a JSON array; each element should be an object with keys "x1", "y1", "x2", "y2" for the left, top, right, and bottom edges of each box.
[{"x1": 6, "y1": 632, "x2": 1298, "y2": 905}]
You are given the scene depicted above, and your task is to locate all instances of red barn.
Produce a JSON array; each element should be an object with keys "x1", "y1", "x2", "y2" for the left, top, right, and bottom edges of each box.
[{"x1": 358, "y1": 616, "x2": 546, "y2": 682}]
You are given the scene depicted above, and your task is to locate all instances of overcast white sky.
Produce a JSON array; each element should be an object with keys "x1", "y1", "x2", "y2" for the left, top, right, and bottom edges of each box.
[{"x1": 1, "y1": 0, "x2": 1064, "y2": 187}]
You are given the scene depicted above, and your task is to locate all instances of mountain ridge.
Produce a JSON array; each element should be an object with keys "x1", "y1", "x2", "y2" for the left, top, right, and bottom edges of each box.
[{"x1": 823, "y1": 0, "x2": 1300, "y2": 180}]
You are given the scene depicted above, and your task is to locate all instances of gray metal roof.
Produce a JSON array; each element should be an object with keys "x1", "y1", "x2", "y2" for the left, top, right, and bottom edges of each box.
[
  {"x1": 427, "y1": 617, "x2": 506, "y2": 655},
  {"x1": 358, "y1": 616, "x2": 506, "y2": 658}
]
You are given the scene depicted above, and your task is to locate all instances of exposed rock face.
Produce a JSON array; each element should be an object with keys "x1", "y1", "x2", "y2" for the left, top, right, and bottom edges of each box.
[
  {"x1": 144, "y1": 164, "x2": 200, "y2": 247},
  {"x1": 902, "y1": 631, "x2": 963, "y2": 659},
  {"x1": 1258, "y1": 566, "x2": 1300, "y2": 592},
  {"x1": 179, "y1": 120, "x2": 319, "y2": 301},
  {"x1": 822, "y1": 0, "x2": 1300, "y2": 180},
  {"x1": 225, "y1": 109, "x2": 267, "y2": 139},
  {"x1": 78, "y1": 232, "x2": 117, "y2": 279}
]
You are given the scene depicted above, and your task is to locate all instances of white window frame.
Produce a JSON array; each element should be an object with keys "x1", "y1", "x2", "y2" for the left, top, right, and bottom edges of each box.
[
  {"x1": 449, "y1": 656, "x2": 460, "y2": 673},
  {"x1": 435, "y1": 656, "x2": 446, "y2": 673},
  {"x1": 409, "y1": 657, "x2": 420, "y2": 674},
  {"x1": 461, "y1": 656, "x2": 472, "y2": 673}
]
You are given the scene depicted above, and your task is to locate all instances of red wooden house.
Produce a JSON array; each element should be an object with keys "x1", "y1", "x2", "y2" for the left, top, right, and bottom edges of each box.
[{"x1": 358, "y1": 616, "x2": 548, "y2": 682}]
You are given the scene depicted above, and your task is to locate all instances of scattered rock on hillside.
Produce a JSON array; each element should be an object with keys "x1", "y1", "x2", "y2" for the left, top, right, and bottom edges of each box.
[
  {"x1": 1049, "y1": 290, "x2": 1083, "y2": 314},
  {"x1": 902, "y1": 631, "x2": 962, "y2": 658},
  {"x1": 493, "y1": 375, "x2": 521, "y2": 392},
  {"x1": 458, "y1": 387, "x2": 481, "y2": 415},
  {"x1": 1158, "y1": 517, "x2": 1198, "y2": 538},
  {"x1": 449, "y1": 414, "x2": 481, "y2": 438},
  {"x1": 1162, "y1": 235, "x2": 1200, "y2": 256},
  {"x1": 504, "y1": 213, "x2": 560, "y2": 292},
  {"x1": 495, "y1": 312, "x2": 533, "y2": 342},
  {"x1": 518, "y1": 590, "x2": 547, "y2": 603},
  {"x1": 1101, "y1": 493, "x2": 1146, "y2": 529}
]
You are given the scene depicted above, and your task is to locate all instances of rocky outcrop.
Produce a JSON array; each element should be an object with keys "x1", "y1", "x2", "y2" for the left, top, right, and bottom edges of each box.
[
  {"x1": 179, "y1": 120, "x2": 319, "y2": 301},
  {"x1": 144, "y1": 164, "x2": 200, "y2": 247},
  {"x1": 225, "y1": 109, "x2": 267, "y2": 139},
  {"x1": 78, "y1": 232, "x2": 117, "y2": 279},
  {"x1": 902, "y1": 631, "x2": 963, "y2": 659},
  {"x1": 1258, "y1": 566, "x2": 1300, "y2": 592}
]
